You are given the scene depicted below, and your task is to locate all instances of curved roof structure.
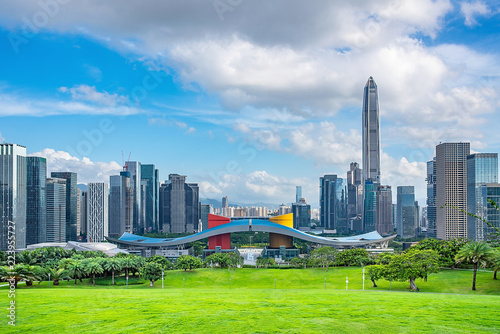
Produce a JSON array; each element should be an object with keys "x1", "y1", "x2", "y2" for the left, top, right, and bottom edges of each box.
[{"x1": 107, "y1": 219, "x2": 396, "y2": 248}]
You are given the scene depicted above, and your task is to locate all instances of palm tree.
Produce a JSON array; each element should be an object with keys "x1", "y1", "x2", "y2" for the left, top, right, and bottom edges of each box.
[
  {"x1": 121, "y1": 256, "x2": 135, "y2": 278},
  {"x1": 491, "y1": 252, "x2": 500, "y2": 280},
  {"x1": 66, "y1": 260, "x2": 85, "y2": 285},
  {"x1": 47, "y1": 268, "x2": 70, "y2": 286},
  {"x1": 82, "y1": 259, "x2": 104, "y2": 287},
  {"x1": 103, "y1": 258, "x2": 123, "y2": 285},
  {"x1": 455, "y1": 242, "x2": 496, "y2": 290}
]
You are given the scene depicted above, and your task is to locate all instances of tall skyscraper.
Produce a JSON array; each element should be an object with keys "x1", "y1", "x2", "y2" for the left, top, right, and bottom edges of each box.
[
  {"x1": 26, "y1": 157, "x2": 47, "y2": 245},
  {"x1": 426, "y1": 157, "x2": 437, "y2": 237},
  {"x1": 436, "y1": 142, "x2": 470, "y2": 240},
  {"x1": 51, "y1": 172, "x2": 78, "y2": 242},
  {"x1": 159, "y1": 174, "x2": 200, "y2": 233},
  {"x1": 480, "y1": 184, "x2": 500, "y2": 240},
  {"x1": 347, "y1": 162, "x2": 363, "y2": 218},
  {"x1": 362, "y1": 76, "x2": 381, "y2": 184},
  {"x1": 467, "y1": 153, "x2": 498, "y2": 241},
  {"x1": 376, "y1": 185, "x2": 393, "y2": 235},
  {"x1": 295, "y1": 186, "x2": 302, "y2": 203},
  {"x1": 0, "y1": 144, "x2": 27, "y2": 250},
  {"x1": 320, "y1": 175, "x2": 348, "y2": 233},
  {"x1": 397, "y1": 186, "x2": 416, "y2": 238},
  {"x1": 46, "y1": 178, "x2": 66, "y2": 243},
  {"x1": 109, "y1": 171, "x2": 133, "y2": 238},
  {"x1": 141, "y1": 164, "x2": 160, "y2": 232},
  {"x1": 87, "y1": 183, "x2": 109, "y2": 242},
  {"x1": 292, "y1": 198, "x2": 311, "y2": 229},
  {"x1": 363, "y1": 180, "x2": 378, "y2": 233},
  {"x1": 125, "y1": 161, "x2": 143, "y2": 234},
  {"x1": 80, "y1": 190, "x2": 88, "y2": 238}
]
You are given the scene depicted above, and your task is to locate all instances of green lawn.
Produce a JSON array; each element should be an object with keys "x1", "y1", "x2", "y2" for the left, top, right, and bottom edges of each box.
[{"x1": 2, "y1": 268, "x2": 500, "y2": 333}]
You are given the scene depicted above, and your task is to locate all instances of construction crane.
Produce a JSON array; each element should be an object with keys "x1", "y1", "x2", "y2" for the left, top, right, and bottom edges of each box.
[{"x1": 122, "y1": 151, "x2": 132, "y2": 171}]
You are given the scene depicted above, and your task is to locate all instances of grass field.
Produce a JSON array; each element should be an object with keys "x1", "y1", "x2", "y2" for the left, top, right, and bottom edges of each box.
[{"x1": 2, "y1": 268, "x2": 500, "y2": 333}]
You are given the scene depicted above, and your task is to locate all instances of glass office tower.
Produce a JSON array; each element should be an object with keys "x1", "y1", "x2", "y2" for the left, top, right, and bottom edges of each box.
[
  {"x1": 26, "y1": 156, "x2": 47, "y2": 245},
  {"x1": 51, "y1": 172, "x2": 78, "y2": 241}
]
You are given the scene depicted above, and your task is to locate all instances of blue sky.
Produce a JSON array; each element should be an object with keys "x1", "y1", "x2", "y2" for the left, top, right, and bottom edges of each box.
[{"x1": 0, "y1": 0, "x2": 499, "y2": 207}]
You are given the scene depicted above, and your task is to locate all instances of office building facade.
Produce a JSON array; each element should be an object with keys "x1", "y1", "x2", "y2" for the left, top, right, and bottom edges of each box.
[
  {"x1": 46, "y1": 178, "x2": 66, "y2": 243},
  {"x1": 436, "y1": 142, "x2": 470, "y2": 240},
  {"x1": 26, "y1": 156, "x2": 47, "y2": 245},
  {"x1": 347, "y1": 162, "x2": 363, "y2": 218},
  {"x1": 363, "y1": 180, "x2": 378, "y2": 233},
  {"x1": 51, "y1": 172, "x2": 78, "y2": 242},
  {"x1": 320, "y1": 175, "x2": 348, "y2": 233},
  {"x1": 159, "y1": 174, "x2": 200, "y2": 233},
  {"x1": 126, "y1": 161, "x2": 142, "y2": 234},
  {"x1": 141, "y1": 164, "x2": 159, "y2": 232},
  {"x1": 87, "y1": 183, "x2": 109, "y2": 242},
  {"x1": 426, "y1": 158, "x2": 437, "y2": 237},
  {"x1": 467, "y1": 153, "x2": 498, "y2": 241},
  {"x1": 109, "y1": 171, "x2": 134, "y2": 238},
  {"x1": 0, "y1": 144, "x2": 27, "y2": 250},
  {"x1": 397, "y1": 186, "x2": 416, "y2": 238},
  {"x1": 292, "y1": 199, "x2": 311, "y2": 229},
  {"x1": 376, "y1": 185, "x2": 393, "y2": 235},
  {"x1": 295, "y1": 186, "x2": 302, "y2": 203}
]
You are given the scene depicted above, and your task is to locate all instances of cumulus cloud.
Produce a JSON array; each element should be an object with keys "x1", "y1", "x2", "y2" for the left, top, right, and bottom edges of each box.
[
  {"x1": 30, "y1": 148, "x2": 122, "y2": 184},
  {"x1": 460, "y1": 1, "x2": 490, "y2": 27}
]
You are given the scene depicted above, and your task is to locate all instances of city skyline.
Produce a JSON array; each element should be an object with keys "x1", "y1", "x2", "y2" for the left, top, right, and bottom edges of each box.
[{"x1": 0, "y1": 1, "x2": 500, "y2": 207}]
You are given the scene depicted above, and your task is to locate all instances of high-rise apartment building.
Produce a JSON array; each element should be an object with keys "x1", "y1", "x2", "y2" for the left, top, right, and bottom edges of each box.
[
  {"x1": 126, "y1": 161, "x2": 142, "y2": 234},
  {"x1": 467, "y1": 153, "x2": 498, "y2": 241},
  {"x1": 109, "y1": 171, "x2": 134, "y2": 238},
  {"x1": 51, "y1": 172, "x2": 78, "y2": 242},
  {"x1": 397, "y1": 186, "x2": 416, "y2": 238},
  {"x1": 87, "y1": 183, "x2": 109, "y2": 242},
  {"x1": 376, "y1": 185, "x2": 393, "y2": 235},
  {"x1": 26, "y1": 157, "x2": 47, "y2": 245},
  {"x1": 362, "y1": 76, "x2": 381, "y2": 184},
  {"x1": 436, "y1": 142, "x2": 470, "y2": 240},
  {"x1": 222, "y1": 196, "x2": 229, "y2": 208},
  {"x1": 141, "y1": 164, "x2": 159, "y2": 232},
  {"x1": 347, "y1": 162, "x2": 363, "y2": 218},
  {"x1": 320, "y1": 175, "x2": 348, "y2": 233},
  {"x1": 159, "y1": 174, "x2": 200, "y2": 233},
  {"x1": 0, "y1": 144, "x2": 27, "y2": 250},
  {"x1": 426, "y1": 158, "x2": 437, "y2": 237},
  {"x1": 46, "y1": 178, "x2": 66, "y2": 242}
]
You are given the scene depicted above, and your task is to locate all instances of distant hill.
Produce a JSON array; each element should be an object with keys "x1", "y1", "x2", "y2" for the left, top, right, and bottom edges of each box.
[{"x1": 200, "y1": 198, "x2": 282, "y2": 209}]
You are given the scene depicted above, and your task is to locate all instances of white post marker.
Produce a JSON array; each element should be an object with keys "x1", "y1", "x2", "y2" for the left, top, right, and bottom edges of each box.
[
  {"x1": 126, "y1": 275, "x2": 129, "y2": 288},
  {"x1": 346, "y1": 276, "x2": 348, "y2": 290},
  {"x1": 275, "y1": 278, "x2": 276, "y2": 289},
  {"x1": 363, "y1": 267, "x2": 365, "y2": 291},
  {"x1": 229, "y1": 278, "x2": 231, "y2": 289},
  {"x1": 162, "y1": 270, "x2": 164, "y2": 289},
  {"x1": 48, "y1": 273, "x2": 51, "y2": 288},
  {"x1": 183, "y1": 277, "x2": 185, "y2": 288}
]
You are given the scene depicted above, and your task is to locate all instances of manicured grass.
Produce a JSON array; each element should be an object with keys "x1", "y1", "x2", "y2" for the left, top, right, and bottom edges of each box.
[{"x1": 1, "y1": 268, "x2": 500, "y2": 333}]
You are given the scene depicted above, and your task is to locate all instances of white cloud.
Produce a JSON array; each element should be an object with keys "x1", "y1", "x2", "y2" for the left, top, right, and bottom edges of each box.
[
  {"x1": 0, "y1": 132, "x2": 5, "y2": 143},
  {"x1": 58, "y1": 85, "x2": 129, "y2": 107},
  {"x1": 185, "y1": 127, "x2": 196, "y2": 134},
  {"x1": 30, "y1": 148, "x2": 122, "y2": 184},
  {"x1": 0, "y1": 86, "x2": 140, "y2": 116},
  {"x1": 460, "y1": 1, "x2": 490, "y2": 27}
]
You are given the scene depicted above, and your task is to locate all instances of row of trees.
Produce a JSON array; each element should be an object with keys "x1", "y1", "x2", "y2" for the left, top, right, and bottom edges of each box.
[{"x1": 367, "y1": 241, "x2": 500, "y2": 291}]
